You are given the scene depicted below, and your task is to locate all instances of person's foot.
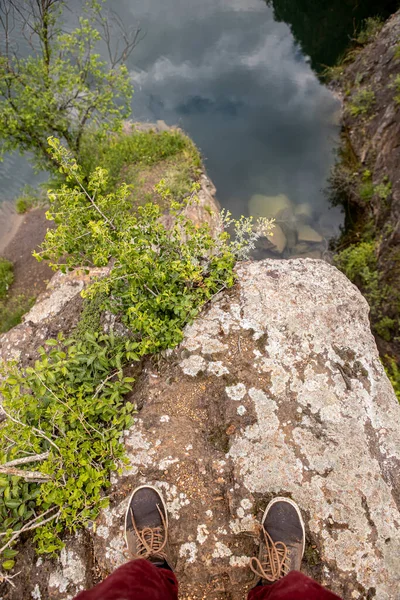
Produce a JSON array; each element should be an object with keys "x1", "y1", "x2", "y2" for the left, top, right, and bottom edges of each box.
[
  {"x1": 250, "y1": 497, "x2": 305, "y2": 584},
  {"x1": 124, "y1": 484, "x2": 173, "y2": 569}
]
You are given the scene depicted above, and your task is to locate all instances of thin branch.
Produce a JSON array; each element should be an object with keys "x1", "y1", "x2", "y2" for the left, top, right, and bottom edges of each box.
[
  {"x1": 0, "y1": 466, "x2": 50, "y2": 482},
  {"x1": 93, "y1": 370, "x2": 119, "y2": 399},
  {"x1": 0, "y1": 452, "x2": 49, "y2": 468},
  {"x1": 0, "y1": 406, "x2": 60, "y2": 453},
  {"x1": 0, "y1": 569, "x2": 21, "y2": 589},
  {"x1": 144, "y1": 284, "x2": 158, "y2": 298},
  {"x1": 68, "y1": 169, "x2": 116, "y2": 231},
  {"x1": 0, "y1": 507, "x2": 61, "y2": 555}
]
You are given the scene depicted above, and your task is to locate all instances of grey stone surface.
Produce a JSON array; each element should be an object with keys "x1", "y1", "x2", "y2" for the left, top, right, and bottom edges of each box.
[
  {"x1": 92, "y1": 259, "x2": 400, "y2": 599},
  {"x1": 2, "y1": 259, "x2": 400, "y2": 599}
]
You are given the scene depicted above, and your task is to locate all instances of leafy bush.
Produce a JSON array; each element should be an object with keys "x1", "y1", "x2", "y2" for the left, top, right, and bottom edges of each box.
[
  {"x1": 0, "y1": 295, "x2": 35, "y2": 333},
  {"x1": 36, "y1": 137, "x2": 272, "y2": 354},
  {"x1": 384, "y1": 356, "x2": 400, "y2": 402},
  {"x1": 78, "y1": 129, "x2": 200, "y2": 189},
  {"x1": 375, "y1": 179, "x2": 392, "y2": 201},
  {"x1": 0, "y1": 137, "x2": 273, "y2": 567},
  {"x1": 15, "y1": 186, "x2": 42, "y2": 214},
  {"x1": 349, "y1": 89, "x2": 376, "y2": 116},
  {"x1": 375, "y1": 316, "x2": 396, "y2": 342},
  {"x1": 0, "y1": 258, "x2": 13, "y2": 300},
  {"x1": 334, "y1": 241, "x2": 382, "y2": 319},
  {"x1": 390, "y1": 74, "x2": 400, "y2": 104},
  {"x1": 0, "y1": 332, "x2": 135, "y2": 561},
  {"x1": 335, "y1": 241, "x2": 376, "y2": 282},
  {"x1": 73, "y1": 293, "x2": 106, "y2": 342},
  {"x1": 358, "y1": 170, "x2": 374, "y2": 202},
  {"x1": 356, "y1": 17, "x2": 384, "y2": 45}
]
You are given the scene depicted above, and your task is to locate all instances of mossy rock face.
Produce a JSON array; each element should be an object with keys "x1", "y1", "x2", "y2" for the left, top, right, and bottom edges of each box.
[{"x1": 329, "y1": 10, "x2": 400, "y2": 383}]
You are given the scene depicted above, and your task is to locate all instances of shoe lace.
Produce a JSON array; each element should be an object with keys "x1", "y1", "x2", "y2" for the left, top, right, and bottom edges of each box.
[
  {"x1": 129, "y1": 505, "x2": 168, "y2": 561},
  {"x1": 250, "y1": 529, "x2": 290, "y2": 583}
]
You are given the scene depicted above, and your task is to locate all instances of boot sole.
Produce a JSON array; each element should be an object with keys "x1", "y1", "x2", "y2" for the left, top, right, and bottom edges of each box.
[
  {"x1": 261, "y1": 496, "x2": 306, "y2": 558},
  {"x1": 124, "y1": 484, "x2": 169, "y2": 550}
]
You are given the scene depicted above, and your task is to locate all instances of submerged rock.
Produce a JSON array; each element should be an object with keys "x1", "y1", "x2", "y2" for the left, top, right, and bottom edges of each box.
[
  {"x1": 297, "y1": 224, "x2": 323, "y2": 243},
  {"x1": 294, "y1": 202, "x2": 313, "y2": 222},
  {"x1": 4, "y1": 259, "x2": 400, "y2": 600},
  {"x1": 248, "y1": 193, "x2": 292, "y2": 219},
  {"x1": 263, "y1": 223, "x2": 287, "y2": 254}
]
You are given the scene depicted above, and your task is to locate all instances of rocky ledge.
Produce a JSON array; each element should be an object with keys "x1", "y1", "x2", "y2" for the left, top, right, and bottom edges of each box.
[{"x1": 1, "y1": 259, "x2": 400, "y2": 600}]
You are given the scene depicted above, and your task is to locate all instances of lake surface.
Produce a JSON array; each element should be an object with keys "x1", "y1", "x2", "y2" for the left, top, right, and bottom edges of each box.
[{"x1": 0, "y1": 0, "x2": 396, "y2": 255}]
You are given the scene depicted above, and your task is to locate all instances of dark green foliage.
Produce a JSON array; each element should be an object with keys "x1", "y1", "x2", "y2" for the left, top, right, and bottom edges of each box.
[
  {"x1": 355, "y1": 17, "x2": 384, "y2": 44},
  {"x1": 73, "y1": 293, "x2": 106, "y2": 342},
  {"x1": 348, "y1": 89, "x2": 376, "y2": 116},
  {"x1": 0, "y1": 332, "x2": 135, "y2": 557},
  {"x1": 384, "y1": 356, "x2": 400, "y2": 401},
  {"x1": 0, "y1": 295, "x2": 35, "y2": 333},
  {"x1": 0, "y1": 258, "x2": 13, "y2": 300},
  {"x1": 359, "y1": 171, "x2": 374, "y2": 202},
  {"x1": 375, "y1": 316, "x2": 397, "y2": 342},
  {"x1": 334, "y1": 241, "x2": 381, "y2": 319},
  {"x1": 265, "y1": 0, "x2": 396, "y2": 72}
]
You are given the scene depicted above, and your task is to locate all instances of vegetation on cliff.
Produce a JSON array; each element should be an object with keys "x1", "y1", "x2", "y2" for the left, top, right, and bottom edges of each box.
[
  {"x1": 0, "y1": 138, "x2": 271, "y2": 570},
  {"x1": 265, "y1": 0, "x2": 397, "y2": 71},
  {"x1": 327, "y1": 12, "x2": 400, "y2": 399}
]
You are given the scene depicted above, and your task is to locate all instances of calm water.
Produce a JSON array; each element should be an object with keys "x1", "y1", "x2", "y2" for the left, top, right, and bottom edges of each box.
[{"x1": 0, "y1": 0, "x2": 396, "y2": 252}]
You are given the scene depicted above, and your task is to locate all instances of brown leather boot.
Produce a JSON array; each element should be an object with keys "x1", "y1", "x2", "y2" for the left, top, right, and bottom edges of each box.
[{"x1": 251, "y1": 497, "x2": 305, "y2": 584}]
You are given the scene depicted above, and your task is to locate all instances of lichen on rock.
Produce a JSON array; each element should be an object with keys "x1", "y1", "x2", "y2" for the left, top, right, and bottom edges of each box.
[{"x1": 1, "y1": 258, "x2": 400, "y2": 599}]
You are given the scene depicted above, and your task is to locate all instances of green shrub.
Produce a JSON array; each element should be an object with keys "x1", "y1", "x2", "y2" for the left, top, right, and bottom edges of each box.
[
  {"x1": 0, "y1": 137, "x2": 273, "y2": 565},
  {"x1": 356, "y1": 17, "x2": 384, "y2": 45},
  {"x1": 0, "y1": 332, "x2": 135, "y2": 558},
  {"x1": 334, "y1": 241, "x2": 383, "y2": 320},
  {"x1": 73, "y1": 293, "x2": 106, "y2": 342},
  {"x1": 335, "y1": 241, "x2": 376, "y2": 282},
  {"x1": 36, "y1": 138, "x2": 272, "y2": 354},
  {"x1": 359, "y1": 170, "x2": 374, "y2": 202},
  {"x1": 349, "y1": 89, "x2": 376, "y2": 116},
  {"x1": 78, "y1": 129, "x2": 200, "y2": 189},
  {"x1": 375, "y1": 316, "x2": 396, "y2": 342},
  {"x1": 384, "y1": 356, "x2": 400, "y2": 402},
  {"x1": 375, "y1": 180, "x2": 392, "y2": 201},
  {"x1": 0, "y1": 259, "x2": 13, "y2": 300},
  {"x1": 15, "y1": 186, "x2": 40, "y2": 214},
  {"x1": 0, "y1": 295, "x2": 35, "y2": 333},
  {"x1": 390, "y1": 74, "x2": 400, "y2": 104}
]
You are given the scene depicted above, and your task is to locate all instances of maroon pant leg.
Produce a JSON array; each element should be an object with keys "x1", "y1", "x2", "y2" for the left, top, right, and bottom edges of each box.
[
  {"x1": 73, "y1": 559, "x2": 178, "y2": 600},
  {"x1": 247, "y1": 571, "x2": 342, "y2": 600}
]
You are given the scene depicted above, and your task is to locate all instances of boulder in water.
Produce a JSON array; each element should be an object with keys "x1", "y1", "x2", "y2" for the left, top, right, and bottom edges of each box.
[
  {"x1": 265, "y1": 223, "x2": 287, "y2": 254},
  {"x1": 249, "y1": 193, "x2": 292, "y2": 219},
  {"x1": 297, "y1": 224, "x2": 323, "y2": 243}
]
